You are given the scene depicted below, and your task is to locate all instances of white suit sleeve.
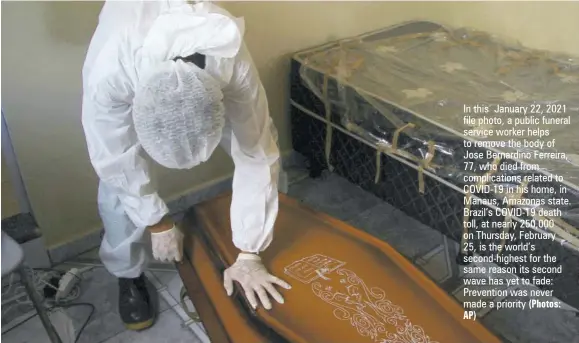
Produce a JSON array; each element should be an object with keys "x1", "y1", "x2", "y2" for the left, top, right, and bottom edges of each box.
[
  {"x1": 224, "y1": 45, "x2": 281, "y2": 254},
  {"x1": 82, "y1": 37, "x2": 169, "y2": 229}
]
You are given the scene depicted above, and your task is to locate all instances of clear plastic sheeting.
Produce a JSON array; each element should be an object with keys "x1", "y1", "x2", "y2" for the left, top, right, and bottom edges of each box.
[{"x1": 296, "y1": 21, "x2": 579, "y2": 243}]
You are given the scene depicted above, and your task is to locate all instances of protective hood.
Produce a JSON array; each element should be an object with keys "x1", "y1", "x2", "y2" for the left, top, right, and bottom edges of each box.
[
  {"x1": 136, "y1": 1, "x2": 245, "y2": 83},
  {"x1": 131, "y1": 2, "x2": 244, "y2": 170}
]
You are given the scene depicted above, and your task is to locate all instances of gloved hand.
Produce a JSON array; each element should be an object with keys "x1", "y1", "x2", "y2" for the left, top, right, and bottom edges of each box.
[
  {"x1": 223, "y1": 253, "x2": 291, "y2": 310},
  {"x1": 148, "y1": 216, "x2": 184, "y2": 263}
]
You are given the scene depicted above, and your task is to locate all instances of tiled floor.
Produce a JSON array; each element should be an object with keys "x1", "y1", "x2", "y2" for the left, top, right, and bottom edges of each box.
[
  {"x1": 1, "y1": 264, "x2": 205, "y2": 343},
  {"x1": 3, "y1": 170, "x2": 579, "y2": 343}
]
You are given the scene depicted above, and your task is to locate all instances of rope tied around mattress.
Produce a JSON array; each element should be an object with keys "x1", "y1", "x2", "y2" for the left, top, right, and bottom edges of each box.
[
  {"x1": 418, "y1": 141, "x2": 437, "y2": 194},
  {"x1": 460, "y1": 157, "x2": 502, "y2": 255},
  {"x1": 374, "y1": 123, "x2": 416, "y2": 184},
  {"x1": 497, "y1": 180, "x2": 529, "y2": 255},
  {"x1": 374, "y1": 142, "x2": 389, "y2": 184},
  {"x1": 322, "y1": 75, "x2": 335, "y2": 172}
]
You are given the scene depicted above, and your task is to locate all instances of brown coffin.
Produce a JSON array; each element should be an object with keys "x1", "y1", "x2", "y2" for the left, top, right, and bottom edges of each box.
[{"x1": 178, "y1": 193, "x2": 501, "y2": 343}]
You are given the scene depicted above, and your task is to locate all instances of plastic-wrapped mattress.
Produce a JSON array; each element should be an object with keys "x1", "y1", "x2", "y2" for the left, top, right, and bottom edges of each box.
[{"x1": 289, "y1": 21, "x2": 579, "y2": 309}]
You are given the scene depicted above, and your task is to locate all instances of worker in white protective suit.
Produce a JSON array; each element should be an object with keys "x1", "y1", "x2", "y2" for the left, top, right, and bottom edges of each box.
[{"x1": 81, "y1": 0, "x2": 291, "y2": 330}]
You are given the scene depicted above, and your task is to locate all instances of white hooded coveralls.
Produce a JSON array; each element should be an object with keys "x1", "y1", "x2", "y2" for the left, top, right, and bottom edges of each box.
[{"x1": 81, "y1": 1, "x2": 280, "y2": 278}]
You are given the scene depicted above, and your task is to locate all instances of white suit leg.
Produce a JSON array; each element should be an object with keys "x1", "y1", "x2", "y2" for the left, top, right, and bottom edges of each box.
[{"x1": 98, "y1": 182, "x2": 151, "y2": 278}]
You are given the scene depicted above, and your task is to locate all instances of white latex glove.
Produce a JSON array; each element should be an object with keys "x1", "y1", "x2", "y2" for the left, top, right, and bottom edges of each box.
[
  {"x1": 151, "y1": 225, "x2": 184, "y2": 263},
  {"x1": 223, "y1": 253, "x2": 291, "y2": 310}
]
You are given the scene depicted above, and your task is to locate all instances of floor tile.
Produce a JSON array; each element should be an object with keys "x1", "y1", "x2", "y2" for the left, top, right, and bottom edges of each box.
[
  {"x1": 87, "y1": 268, "x2": 169, "y2": 310},
  {"x1": 74, "y1": 267, "x2": 119, "y2": 316},
  {"x1": 151, "y1": 271, "x2": 183, "y2": 303},
  {"x1": 1, "y1": 304, "x2": 123, "y2": 343},
  {"x1": 415, "y1": 243, "x2": 455, "y2": 284},
  {"x1": 103, "y1": 309, "x2": 201, "y2": 343},
  {"x1": 145, "y1": 271, "x2": 163, "y2": 290},
  {"x1": 159, "y1": 289, "x2": 178, "y2": 308},
  {"x1": 286, "y1": 167, "x2": 309, "y2": 185},
  {"x1": 188, "y1": 322, "x2": 210, "y2": 343},
  {"x1": 348, "y1": 202, "x2": 444, "y2": 260},
  {"x1": 151, "y1": 271, "x2": 209, "y2": 341},
  {"x1": 68, "y1": 267, "x2": 170, "y2": 342},
  {"x1": 1, "y1": 315, "x2": 50, "y2": 343},
  {"x1": 171, "y1": 303, "x2": 193, "y2": 323},
  {"x1": 288, "y1": 174, "x2": 383, "y2": 222},
  {"x1": 74, "y1": 310, "x2": 125, "y2": 343}
]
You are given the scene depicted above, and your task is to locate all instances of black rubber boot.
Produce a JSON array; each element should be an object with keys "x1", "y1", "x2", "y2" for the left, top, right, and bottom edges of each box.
[{"x1": 118, "y1": 274, "x2": 155, "y2": 331}]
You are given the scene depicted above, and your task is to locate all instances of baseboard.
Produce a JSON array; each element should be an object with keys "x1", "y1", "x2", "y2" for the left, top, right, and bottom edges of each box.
[
  {"x1": 48, "y1": 228, "x2": 104, "y2": 266},
  {"x1": 48, "y1": 150, "x2": 307, "y2": 265},
  {"x1": 22, "y1": 237, "x2": 53, "y2": 269}
]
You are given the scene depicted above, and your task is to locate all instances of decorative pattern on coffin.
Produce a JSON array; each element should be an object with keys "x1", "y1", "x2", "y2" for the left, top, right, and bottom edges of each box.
[{"x1": 284, "y1": 254, "x2": 439, "y2": 343}]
